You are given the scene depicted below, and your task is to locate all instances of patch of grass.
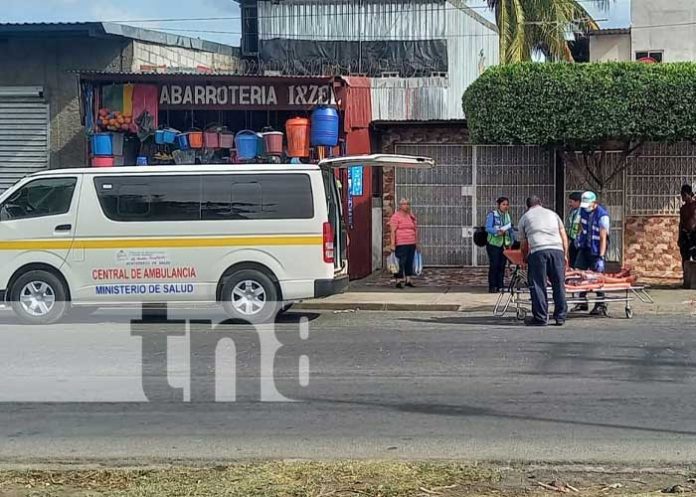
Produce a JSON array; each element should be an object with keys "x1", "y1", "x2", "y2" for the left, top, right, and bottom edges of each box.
[{"x1": 0, "y1": 462, "x2": 499, "y2": 497}]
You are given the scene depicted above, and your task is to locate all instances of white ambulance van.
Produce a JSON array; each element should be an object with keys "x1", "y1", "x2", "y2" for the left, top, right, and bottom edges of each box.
[{"x1": 0, "y1": 155, "x2": 432, "y2": 324}]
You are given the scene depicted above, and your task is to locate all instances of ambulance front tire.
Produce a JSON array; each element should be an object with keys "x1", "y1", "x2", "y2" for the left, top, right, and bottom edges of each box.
[
  {"x1": 220, "y1": 269, "x2": 280, "y2": 324},
  {"x1": 9, "y1": 270, "x2": 69, "y2": 325}
]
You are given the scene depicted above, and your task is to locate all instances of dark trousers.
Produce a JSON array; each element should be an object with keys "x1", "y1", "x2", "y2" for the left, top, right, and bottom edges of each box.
[
  {"x1": 679, "y1": 231, "x2": 696, "y2": 287},
  {"x1": 486, "y1": 244, "x2": 506, "y2": 291},
  {"x1": 395, "y1": 244, "x2": 416, "y2": 279},
  {"x1": 569, "y1": 243, "x2": 579, "y2": 269},
  {"x1": 575, "y1": 248, "x2": 606, "y2": 309},
  {"x1": 528, "y1": 249, "x2": 567, "y2": 323}
]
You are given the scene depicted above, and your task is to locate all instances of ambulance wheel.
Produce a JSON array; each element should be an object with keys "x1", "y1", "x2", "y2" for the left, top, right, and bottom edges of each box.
[
  {"x1": 10, "y1": 270, "x2": 68, "y2": 325},
  {"x1": 221, "y1": 269, "x2": 279, "y2": 324},
  {"x1": 516, "y1": 308, "x2": 527, "y2": 321}
]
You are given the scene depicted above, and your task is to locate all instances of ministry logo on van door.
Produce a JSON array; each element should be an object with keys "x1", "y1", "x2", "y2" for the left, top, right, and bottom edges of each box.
[{"x1": 116, "y1": 250, "x2": 128, "y2": 263}]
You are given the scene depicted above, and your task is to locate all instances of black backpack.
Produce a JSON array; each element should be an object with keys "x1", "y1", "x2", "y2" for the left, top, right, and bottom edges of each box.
[{"x1": 473, "y1": 227, "x2": 488, "y2": 247}]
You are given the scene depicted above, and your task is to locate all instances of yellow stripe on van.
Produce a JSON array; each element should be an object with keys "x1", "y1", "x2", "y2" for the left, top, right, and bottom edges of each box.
[{"x1": 0, "y1": 235, "x2": 323, "y2": 251}]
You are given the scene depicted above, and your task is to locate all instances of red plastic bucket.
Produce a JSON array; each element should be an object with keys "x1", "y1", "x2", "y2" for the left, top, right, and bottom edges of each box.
[
  {"x1": 204, "y1": 129, "x2": 220, "y2": 148},
  {"x1": 92, "y1": 156, "x2": 115, "y2": 167},
  {"x1": 219, "y1": 131, "x2": 234, "y2": 148},
  {"x1": 263, "y1": 131, "x2": 284, "y2": 156}
]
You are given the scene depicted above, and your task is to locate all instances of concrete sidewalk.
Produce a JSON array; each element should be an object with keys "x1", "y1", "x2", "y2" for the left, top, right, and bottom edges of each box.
[{"x1": 296, "y1": 286, "x2": 696, "y2": 315}]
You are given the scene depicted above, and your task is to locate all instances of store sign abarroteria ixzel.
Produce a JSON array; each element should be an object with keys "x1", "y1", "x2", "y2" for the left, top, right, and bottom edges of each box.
[{"x1": 159, "y1": 79, "x2": 335, "y2": 110}]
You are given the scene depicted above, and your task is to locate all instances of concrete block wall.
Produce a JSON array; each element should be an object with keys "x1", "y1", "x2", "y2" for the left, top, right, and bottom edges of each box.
[
  {"x1": 131, "y1": 41, "x2": 239, "y2": 72},
  {"x1": 0, "y1": 37, "x2": 131, "y2": 169}
]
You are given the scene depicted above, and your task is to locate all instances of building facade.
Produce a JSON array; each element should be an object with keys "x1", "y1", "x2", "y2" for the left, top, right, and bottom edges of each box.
[
  {"x1": 0, "y1": 22, "x2": 239, "y2": 189},
  {"x1": 240, "y1": 0, "x2": 507, "y2": 276},
  {"x1": 632, "y1": 0, "x2": 696, "y2": 62}
]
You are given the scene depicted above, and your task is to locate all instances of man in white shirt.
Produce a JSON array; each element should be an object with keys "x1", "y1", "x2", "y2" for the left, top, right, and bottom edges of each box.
[{"x1": 517, "y1": 196, "x2": 569, "y2": 326}]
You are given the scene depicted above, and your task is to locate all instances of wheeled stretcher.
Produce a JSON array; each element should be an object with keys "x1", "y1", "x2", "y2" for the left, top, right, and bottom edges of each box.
[{"x1": 493, "y1": 250, "x2": 654, "y2": 321}]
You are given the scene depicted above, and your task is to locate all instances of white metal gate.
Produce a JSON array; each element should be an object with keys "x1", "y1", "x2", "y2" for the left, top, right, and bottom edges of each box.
[
  {"x1": 395, "y1": 144, "x2": 554, "y2": 267},
  {"x1": 0, "y1": 96, "x2": 50, "y2": 192}
]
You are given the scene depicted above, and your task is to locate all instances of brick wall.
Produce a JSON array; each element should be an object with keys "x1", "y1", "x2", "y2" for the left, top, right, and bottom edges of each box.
[
  {"x1": 131, "y1": 41, "x2": 239, "y2": 72},
  {"x1": 375, "y1": 125, "x2": 469, "y2": 259},
  {"x1": 624, "y1": 215, "x2": 682, "y2": 284}
]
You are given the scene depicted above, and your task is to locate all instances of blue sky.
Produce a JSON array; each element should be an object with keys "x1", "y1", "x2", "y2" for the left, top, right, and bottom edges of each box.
[{"x1": 5, "y1": 0, "x2": 630, "y2": 47}]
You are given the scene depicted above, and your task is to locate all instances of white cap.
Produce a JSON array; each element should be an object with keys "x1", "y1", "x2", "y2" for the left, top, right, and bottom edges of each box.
[{"x1": 581, "y1": 191, "x2": 597, "y2": 209}]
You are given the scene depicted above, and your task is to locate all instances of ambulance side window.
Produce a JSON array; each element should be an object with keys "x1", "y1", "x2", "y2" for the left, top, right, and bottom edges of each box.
[
  {"x1": 94, "y1": 175, "x2": 201, "y2": 222},
  {"x1": 0, "y1": 177, "x2": 77, "y2": 221}
]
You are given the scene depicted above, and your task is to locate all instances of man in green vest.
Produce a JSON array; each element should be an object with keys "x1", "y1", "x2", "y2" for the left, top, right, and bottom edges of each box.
[
  {"x1": 565, "y1": 192, "x2": 582, "y2": 268},
  {"x1": 485, "y1": 197, "x2": 514, "y2": 293}
]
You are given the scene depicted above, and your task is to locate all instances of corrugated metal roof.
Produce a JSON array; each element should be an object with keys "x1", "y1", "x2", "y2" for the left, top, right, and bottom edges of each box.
[
  {"x1": 0, "y1": 22, "x2": 239, "y2": 56},
  {"x1": 77, "y1": 71, "x2": 334, "y2": 81},
  {"x1": 588, "y1": 27, "x2": 631, "y2": 36}
]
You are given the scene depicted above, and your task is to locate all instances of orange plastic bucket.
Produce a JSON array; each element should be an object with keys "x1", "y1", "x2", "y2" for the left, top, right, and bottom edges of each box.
[
  {"x1": 286, "y1": 117, "x2": 310, "y2": 158},
  {"x1": 188, "y1": 129, "x2": 204, "y2": 149}
]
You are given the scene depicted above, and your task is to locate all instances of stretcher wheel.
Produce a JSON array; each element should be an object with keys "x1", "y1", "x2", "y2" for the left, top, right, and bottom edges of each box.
[
  {"x1": 625, "y1": 307, "x2": 633, "y2": 319},
  {"x1": 516, "y1": 308, "x2": 527, "y2": 321}
]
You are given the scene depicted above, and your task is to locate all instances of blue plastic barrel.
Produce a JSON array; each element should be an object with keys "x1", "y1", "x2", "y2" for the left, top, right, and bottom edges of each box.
[
  {"x1": 310, "y1": 106, "x2": 339, "y2": 147},
  {"x1": 235, "y1": 130, "x2": 259, "y2": 160},
  {"x1": 92, "y1": 133, "x2": 113, "y2": 156}
]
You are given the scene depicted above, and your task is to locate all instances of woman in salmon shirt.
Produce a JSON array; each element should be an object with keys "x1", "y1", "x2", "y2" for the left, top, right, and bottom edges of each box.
[{"x1": 389, "y1": 198, "x2": 419, "y2": 289}]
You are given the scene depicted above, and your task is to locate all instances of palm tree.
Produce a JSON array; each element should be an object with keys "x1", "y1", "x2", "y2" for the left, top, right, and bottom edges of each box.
[{"x1": 487, "y1": 0, "x2": 611, "y2": 63}]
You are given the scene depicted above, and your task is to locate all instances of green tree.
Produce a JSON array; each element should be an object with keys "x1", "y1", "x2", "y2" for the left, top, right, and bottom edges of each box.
[
  {"x1": 487, "y1": 0, "x2": 609, "y2": 63},
  {"x1": 462, "y1": 62, "x2": 696, "y2": 192}
]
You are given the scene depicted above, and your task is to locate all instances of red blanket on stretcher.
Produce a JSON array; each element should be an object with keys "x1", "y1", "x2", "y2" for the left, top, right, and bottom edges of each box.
[{"x1": 503, "y1": 249, "x2": 638, "y2": 290}]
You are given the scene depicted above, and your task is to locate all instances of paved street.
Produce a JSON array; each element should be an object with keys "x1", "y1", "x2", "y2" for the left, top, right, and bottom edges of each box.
[{"x1": 0, "y1": 308, "x2": 695, "y2": 465}]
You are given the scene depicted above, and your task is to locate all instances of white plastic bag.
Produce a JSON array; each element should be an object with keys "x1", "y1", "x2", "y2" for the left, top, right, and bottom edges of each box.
[
  {"x1": 412, "y1": 250, "x2": 423, "y2": 276},
  {"x1": 387, "y1": 252, "x2": 400, "y2": 274}
]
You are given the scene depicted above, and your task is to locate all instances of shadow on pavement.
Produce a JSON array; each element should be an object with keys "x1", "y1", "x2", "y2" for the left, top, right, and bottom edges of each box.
[
  {"x1": 302, "y1": 397, "x2": 696, "y2": 437},
  {"x1": 401, "y1": 316, "x2": 523, "y2": 327},
  {"x1": 0, "y1": 310, "x2": 321, "y2": 326}
]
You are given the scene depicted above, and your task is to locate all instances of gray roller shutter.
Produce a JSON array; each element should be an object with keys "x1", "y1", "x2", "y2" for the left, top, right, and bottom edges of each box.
[{"x1": 0, "y1": 97, "x2": 49, "y2": 193}]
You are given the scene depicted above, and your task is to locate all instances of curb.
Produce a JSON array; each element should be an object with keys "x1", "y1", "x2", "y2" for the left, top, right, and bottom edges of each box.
[{"x1": 293, "y1": 303, "x2": 692, "y2": 315}]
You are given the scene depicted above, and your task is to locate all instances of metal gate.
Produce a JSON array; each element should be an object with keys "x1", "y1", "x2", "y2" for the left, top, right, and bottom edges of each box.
[
  {"x1": 0, "y1": 96, "x2": 50, "y2": 192},
  {"x1": 395, "y1": 144, "x2": 554, "y2": 267}
]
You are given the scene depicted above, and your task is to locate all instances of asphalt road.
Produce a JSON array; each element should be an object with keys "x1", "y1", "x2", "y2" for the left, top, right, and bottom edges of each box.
[{"x1": 0, "y1": 308, "x2": 695, "y2": 465}]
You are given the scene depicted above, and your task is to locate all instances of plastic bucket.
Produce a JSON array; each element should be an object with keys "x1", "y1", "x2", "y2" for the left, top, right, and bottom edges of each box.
[
  {"x1": 163, "y1": 128, "x2": 178, "y2": 144},
  {"x1": 263, "y1": 131, "x2": 284, "y2": 156},
  {"x1": 188, "y1": 129, "x2": 204, "y2": 149},
  {"x1": 204, "y1": 129, "x2": 220, "y2": 148},
  {"x1": 310, "y1": 106, "x2": 340, "y2": 147},
  {"x1": 111, "y1": 133, "x2": 125, "y2": 156},
  {"x1": 92, "y1": 156, "x2": 114, "y2": 167},
  {"x1": 155, "y1": 130, "x2": 166, "y2": 145},
  {"x1": 286, "y1": 117, "x2": 311, "y2": 158},
  {"x1": 176, "y1": 133, "x2": 190, "y2": 150},
  {"x1": 256, "y1": 132, "x2": 265, "y2": 156},
  {"x1": 91, "y1": 133, "x2": 113, "y2": 156},
  {"x1": 136, "y1": 156, "x2": 148, "y2": 166},
  {"x1": 235, "y1": 130, "x2": 258, "y2": 160},
  {"x1": 219, "y1": 131, "x2": 234, "y2": 148}
]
